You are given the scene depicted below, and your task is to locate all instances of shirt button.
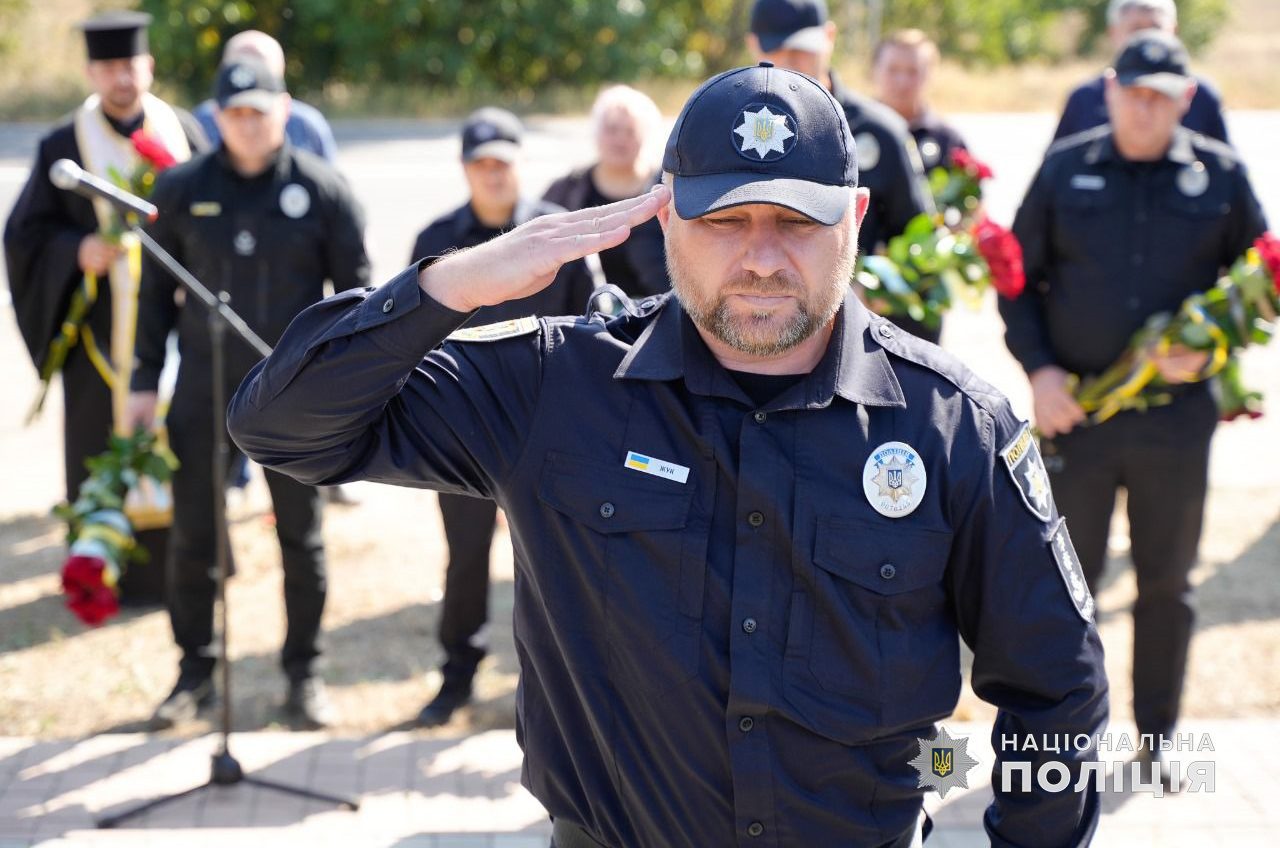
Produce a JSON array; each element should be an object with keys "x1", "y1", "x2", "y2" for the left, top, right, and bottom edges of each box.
[
  {"x1": 877, "y1": 323, "x2": 895, "y2": 340},
  {"x1": 742, "y1": 617, "x2": 758, "y2": 634},
  {"x1": 880, "y1": 563, "x2": 897, "y2": 580},
  {"x1": 747, "y1": 822, "x2": 765, "y2": 837},
  {"x1": 739, "y1": 716, "x2": 755, "y2": 732},
  {"x1": 599, "y1": 502, "x2": 615, "y2": 519},
  {"x1": 753, "y1": 411, "x2": 767, "y2": 424},
  {"x1": 381, "y1": 297, "x2": 395, "y2": 313},
  {"x1": 747, "y1": 511, "x2": 765, "y2": 528}
]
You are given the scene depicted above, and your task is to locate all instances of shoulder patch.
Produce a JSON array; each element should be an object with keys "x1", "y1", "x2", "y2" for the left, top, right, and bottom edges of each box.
[
  {"x1": 447, "y1": 316, "x2": 540, "y2": 342},
  {"x1": 1050, "y1": 518, "x2": 1095, "y2": 623},
  {"x1": 1000, "y1": 423, "x2": 1054, "y2": 523}
]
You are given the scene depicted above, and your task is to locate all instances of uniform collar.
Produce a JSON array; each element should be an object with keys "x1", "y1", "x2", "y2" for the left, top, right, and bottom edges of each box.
[
  {"x1": 614, "y1": 292, "x2": 905, "y2": 409},
  {"x1": 1084, "y1": 126, "x2": 1197, "y2": 166},
  {"x1": 452, "y1": 195, "x2": 541, "y2": 239}
]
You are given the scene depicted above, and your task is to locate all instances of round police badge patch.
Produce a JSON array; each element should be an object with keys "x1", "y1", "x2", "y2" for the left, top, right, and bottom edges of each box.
[
  {"x1": 732, "y1": 103, "x2": 797, "y2": 162},
  {"x1": 863, "y1": 441, "x2": 926, "y2": 518},
  {"x1": 919, "y1": 139, "x2": 941, "y2": 169},
  {"x1": 280, "y1": 183, "x2": 311, "y2": 218},
  {"x1": 1176, "y1": 162, "x2": 1209, "y2": 198},
  {"x1": 233, "y1": 229, "x2": 256, "y2": 256},
  {"x1": 855, "y1": 132, "x2": 880, "y2": 171},
  {"x1": 229, "y1": 66, "x2": 255, "y2": 89}
]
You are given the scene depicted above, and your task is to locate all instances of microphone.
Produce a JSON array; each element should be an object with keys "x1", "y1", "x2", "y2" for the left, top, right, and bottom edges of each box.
[{"x1": 49, "y1": 159, "x2": 158, "y2": 221}]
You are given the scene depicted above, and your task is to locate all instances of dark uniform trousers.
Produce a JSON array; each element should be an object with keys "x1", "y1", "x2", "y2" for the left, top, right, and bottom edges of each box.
[
  {"x1": 436, "y1": 492, "x2": 496, "y2": 679},
  {"x1": 167, "y1": 377, "x2": 326, "y2": 683},
  {"x1": 1043, "y1": 385, "x2": 1217, "y2": 739}
]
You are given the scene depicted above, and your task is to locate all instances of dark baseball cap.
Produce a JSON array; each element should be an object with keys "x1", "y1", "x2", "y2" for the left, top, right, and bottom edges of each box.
[
  {"x1": 1112, "y1": 30, "x2": 1192, "y2": 99},
  {"x1": 215, "y1": 58, "x2": 286, "y2": 112},
  {"x1": 750, "y1": 0, "x2": 829, "y2": 54},
  {"x1": 461, "y1": 108, "x2": 523, "y2": 163},
  {"x1": 662, "y1": 62, "x2": 857, "y2": 225}
]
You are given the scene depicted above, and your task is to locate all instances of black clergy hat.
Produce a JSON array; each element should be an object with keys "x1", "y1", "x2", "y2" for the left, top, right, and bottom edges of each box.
[{"x1": 79, "y1": 11, "x2": 152, "y2": 61}]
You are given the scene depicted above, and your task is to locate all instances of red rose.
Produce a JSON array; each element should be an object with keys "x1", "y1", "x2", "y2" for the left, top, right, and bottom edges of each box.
[
  {"x1": 1254, "y1": 232, "x2": 1280, "y2": 290},
  {"x1": 61, "y1": 554, "x2": 120, "y2": 626},
  {"x1": 974, "y1": 216, "x2": 1025, "y2": 300},
  {"x1": 950, "y1": 147, "x2": 994, "y2": 181},
  {"x1": 130, "y1": 130, "x2": 178, "y2": 171}
]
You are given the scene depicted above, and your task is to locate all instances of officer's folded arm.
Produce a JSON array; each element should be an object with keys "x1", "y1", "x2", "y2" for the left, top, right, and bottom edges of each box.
[{"x1": 226, "y1": 189, "x2": 669, "y2": 494}]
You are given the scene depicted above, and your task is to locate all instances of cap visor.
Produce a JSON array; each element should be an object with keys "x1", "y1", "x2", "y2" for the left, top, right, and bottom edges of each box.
[
  {"x1": 673, "y1": 172, "x2": 851, "y2": 226},
  {"x1": 465, "y1": 140, "x2": 520, "y2": 163},
  {"x1": 220, "y1": 90, "x2": 279, "y2": 112},
  {"x1": 780, "y1": 26, "x2": 828, "y2": 54},
  {"x1": 1118, "y1": 72, "x2": 1191, "y2": 100}
]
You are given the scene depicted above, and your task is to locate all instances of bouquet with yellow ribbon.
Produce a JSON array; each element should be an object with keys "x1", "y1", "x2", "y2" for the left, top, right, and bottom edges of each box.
[
  {"x1": 1072, "y1": 233, "x2": 1280, "y2": 424},
  {"x1": 55, "y1": 429, "x2": 178, "y2": 626}
]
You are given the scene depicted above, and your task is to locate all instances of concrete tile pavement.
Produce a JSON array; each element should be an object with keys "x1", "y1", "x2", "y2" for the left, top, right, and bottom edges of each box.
[{"x1": 1, "y1": 721, "x2": 1276, "y2": 846}]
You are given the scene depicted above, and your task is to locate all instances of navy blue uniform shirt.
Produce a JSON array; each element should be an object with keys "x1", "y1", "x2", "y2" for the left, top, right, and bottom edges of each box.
[
  {"x1": 908, "y1": 108, "x2": 968, "y2": 172},
  {"x1": 1002, "y1": 126, "x2": 1267, "y2": 379},
  {"x1": 229, "y1": 269, "x2": 1108, "y2": 847},
  {"x1": 1052, "y1": 73, "x2": 1230, "y2": 146}
]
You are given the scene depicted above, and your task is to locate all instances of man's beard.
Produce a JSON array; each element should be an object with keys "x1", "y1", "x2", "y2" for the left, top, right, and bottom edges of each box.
[{"x1": 666, "y1": 229, "x2": 855, "y2": 357}]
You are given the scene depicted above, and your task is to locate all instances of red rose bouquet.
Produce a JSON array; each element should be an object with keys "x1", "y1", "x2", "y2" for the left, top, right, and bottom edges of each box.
[
  {"x1": 1072, "y1": 233, "x2": 1280, "y2": 423},
  {"x1": 55, "y1": 429, "x2": 178, "y2": 626}
]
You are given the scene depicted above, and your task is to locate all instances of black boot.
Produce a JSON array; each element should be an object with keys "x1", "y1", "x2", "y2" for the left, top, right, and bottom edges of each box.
[
  {"x1": 149, "y1": 673, "x2": 215, "y2": 730},
  {"x1": 416, "y1": 669, "x2": 475, "y2": 728}
]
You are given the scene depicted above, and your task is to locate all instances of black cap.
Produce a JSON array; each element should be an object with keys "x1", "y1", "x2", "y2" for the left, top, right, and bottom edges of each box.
[
  {"x1": 662, "y1": 62, "x2": 857, "y2": 225},
  {"x1": 79, "y1": 11, "x2": 151, "y2": 61},
  {"x1": 750, "y1": 0, "x2": 829, "y2": 54},
  {"x1": 214, "y1": 58, "x2": 287, "y2": 112},
  {"x1": 461, "y1": 108, "x2": 523, "y2": 162},
  {"x1": 1113, "y1": 30, "x2": 1192, "y2": 99}
]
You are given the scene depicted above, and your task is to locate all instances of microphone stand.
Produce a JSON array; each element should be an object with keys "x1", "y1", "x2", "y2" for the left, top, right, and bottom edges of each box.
[{"x1": 73, "y1": 208, "x2": 359, "y2": 827}]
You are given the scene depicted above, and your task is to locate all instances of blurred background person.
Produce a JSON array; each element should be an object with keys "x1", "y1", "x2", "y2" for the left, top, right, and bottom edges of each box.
[
  {"x1": 542, "y1": 84, "x2": 670, "y2": 298},
  {"x1": 746, "y1": 0, "x2": 940, "y2": 343},
  {"x1": 194, "y1": 30, "x2": 338, "y2": 162},
  {"x1": 872, "y1": 28, "x2": 968, "y2": 171},
  {"x1": 1053, "y1": 0, "x2": 1229, "y2": 144},
  {"x1": 409, "y1": 107, "x2": 595, "y2": 727},
  {"x1": 129, "y1": 58, "x2": 370, "y2": 730}
]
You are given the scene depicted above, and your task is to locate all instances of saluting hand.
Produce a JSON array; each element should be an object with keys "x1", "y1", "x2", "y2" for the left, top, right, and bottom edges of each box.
[{"x1": 418, "y1": 185, "x2": 670, "y2": 312}]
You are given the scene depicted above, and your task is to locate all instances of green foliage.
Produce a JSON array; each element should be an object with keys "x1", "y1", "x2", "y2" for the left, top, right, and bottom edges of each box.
[{"x1": 139, "y1": 0, "x2": 748, "y2": 102}]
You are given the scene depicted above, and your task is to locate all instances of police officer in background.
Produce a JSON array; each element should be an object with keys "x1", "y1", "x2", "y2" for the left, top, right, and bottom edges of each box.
[
  {"x1": 127, "y1": 58, "x2": 371, "y2": 729},
  {"x1": 1053, "y1": 0, "x2": 1229, "y2": 145},
  {"x1": 231, "y1": 63, "x2": 1107, "y2": 846},
  {"x1": 410, "y1": 107, "x2": 595, "y2": 728},
  {"x1": 871, "y1": 29, "x2": 967, "y2": 172},
  {"x1": 1000, "y1": 31, "x2": 1265, "y2": 780},
  {"x1": 746, "y1": 0, "x2": 939, "y2": 344}
]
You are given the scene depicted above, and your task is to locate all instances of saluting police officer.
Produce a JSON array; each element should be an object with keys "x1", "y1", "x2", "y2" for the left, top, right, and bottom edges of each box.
[
  {"x1": 231, "y1": 62, "x2": 1107, "y2": 847},
  {"x1": 1000, "y1": 31, "x2": 1266, "y2": 781},
  {"x1": 127, "y1": 58, "x2": 371, "y2": 729},
  {"x1": 409, "y1": 107, "x2": 596, "y2": 728},
  {"x1": 747, "y1": 0, "x2": 939, "y2": 345}
]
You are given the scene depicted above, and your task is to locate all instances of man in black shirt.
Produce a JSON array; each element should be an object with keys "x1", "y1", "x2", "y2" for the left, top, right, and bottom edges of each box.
[
  {"x1": 872, "y1": 29, "x2": 967, "y2": 172},
  {"x1": 127, "y1": 58, "x2": 370, "y2": 729},
  {"x1": 1000, "y1": 31, "x2": 1265, "y2": 779},
  {"x1": 410, "y1": 108, "x2": 595, "y2": 727}
]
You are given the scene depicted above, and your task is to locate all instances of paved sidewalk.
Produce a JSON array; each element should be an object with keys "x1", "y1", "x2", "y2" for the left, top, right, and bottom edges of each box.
[{"x1": 2, "y1": 720, "x2": 1276, "y2": 847}]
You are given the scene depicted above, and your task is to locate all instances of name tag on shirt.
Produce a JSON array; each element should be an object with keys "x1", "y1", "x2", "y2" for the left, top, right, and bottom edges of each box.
[
  {"x1": 189, "y1": 201, "x2": 222, "y2": 216},
  {"x1": 1069, "y1": 174, "x2": 1105, "y2": 191},
  {"x1": 624, "y1": 451, "x2": 689, "y2": 484}
]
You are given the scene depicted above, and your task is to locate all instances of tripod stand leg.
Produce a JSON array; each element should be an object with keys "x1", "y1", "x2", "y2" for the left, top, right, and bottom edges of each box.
[
  {"x1": 242, "y1": 775, "x2": 360, "y2": 810},
  {"x1": 96, "y1": 780, "x2": 210, "y2": 829}
]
